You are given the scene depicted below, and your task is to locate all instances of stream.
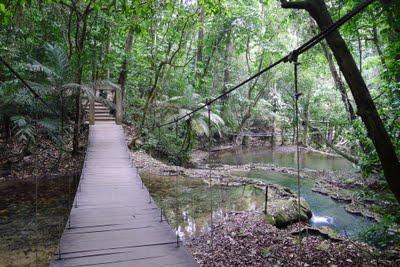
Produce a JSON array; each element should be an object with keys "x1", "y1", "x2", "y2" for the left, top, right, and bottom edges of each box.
[
  {"x1": 214, "y1": 147, "x2": 355, "y2": 171},
  {"x1": 215, "y1": 148, "x2": 373, "y2": 236},
  {"x1": 144, "y1": 148, "x2": 374, "y2": 242}
]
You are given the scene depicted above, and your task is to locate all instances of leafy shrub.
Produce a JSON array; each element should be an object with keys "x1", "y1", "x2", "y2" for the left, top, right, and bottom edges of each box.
[
  {"x1": 358, "y1": 214, "x2": 400, "y2": 249},
  {"x1": 142, "y1": 127, "x2": 192, "y2": 166}
]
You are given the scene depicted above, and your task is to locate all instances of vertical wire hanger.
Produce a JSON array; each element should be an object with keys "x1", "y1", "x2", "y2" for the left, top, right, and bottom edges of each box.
[
  {"x1": 292, "y1": 50, "x2": 303, "y2": 266},
  {"x1": 206, "y1": 100, "x2": 214, "y2": 264},
  {"x1": 174, "y1": 118, "x2": 180, "y2": 247},
  {"x1": 35, "y1": 173, "x2": 39, "y2": 266}
]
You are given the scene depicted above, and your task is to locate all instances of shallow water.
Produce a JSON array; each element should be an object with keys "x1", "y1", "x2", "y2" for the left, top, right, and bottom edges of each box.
[
  {"x1": 144, "y1": 148, "x2": 370, "y2": 241},
  {"x1": 213, "y1": 147, "x2": 373, "y2": 236},
  {"x1": 239, "y1": 170, "x2": 373, "y2": 237},
  {"x1": 215, "y1": 147, "x2": 355, "y2": 171},
  {"x1": 144, "y1": 172, "x2": 371, "y2": 242},
  {"x1": 143, "y1": 175, "x2": 265, "y2": 240}
]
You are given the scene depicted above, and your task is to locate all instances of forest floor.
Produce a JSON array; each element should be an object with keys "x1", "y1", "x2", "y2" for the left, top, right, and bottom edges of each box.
[
  {"x1": 0, "y1": 124, "x2": 87, "y2": 266},
  {"x1": 186, "y1": 212, "x2": 396, "y2": 266}
]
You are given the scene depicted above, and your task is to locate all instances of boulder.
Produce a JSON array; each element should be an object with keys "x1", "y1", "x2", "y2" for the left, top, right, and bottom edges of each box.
[{"x1": 266, "y1": 197, "x2": 312, "y2": 227}]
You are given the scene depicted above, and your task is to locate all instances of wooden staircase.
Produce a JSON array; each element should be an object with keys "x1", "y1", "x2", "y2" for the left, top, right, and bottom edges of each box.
[{"x1": 86, "y1": 101, "x2": 115, "y2": 122}]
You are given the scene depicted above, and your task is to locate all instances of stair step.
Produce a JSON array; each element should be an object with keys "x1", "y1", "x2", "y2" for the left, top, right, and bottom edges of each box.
[
  {"x1": 95, "y1": 118, "x2": 115, "y2": 121},
  {"x1": 95, "y1": 115, "x2": 114, "y2": 118}
]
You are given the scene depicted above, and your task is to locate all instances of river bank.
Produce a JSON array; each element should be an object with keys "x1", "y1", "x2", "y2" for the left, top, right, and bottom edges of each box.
[{"x1": 130, "y1": 145, "x2": 393, "y2": 223}]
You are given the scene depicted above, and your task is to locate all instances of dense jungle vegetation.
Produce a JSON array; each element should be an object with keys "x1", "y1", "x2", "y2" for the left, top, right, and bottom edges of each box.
[
  {"x1": 1, "y1": 0, "x2": 399, "y2": 195},
  {"x1": 0, "y1": 0, "x2": 399, "y2": 265}
]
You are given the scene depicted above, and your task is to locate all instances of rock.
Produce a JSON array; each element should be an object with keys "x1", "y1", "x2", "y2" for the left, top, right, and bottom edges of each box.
[
  {"x1": 330, "y1": 194, "x2": 352, "y2": 203},
  {"x1": 266, "y1": 197, "x2": 312, "y2": 227},
  {"x1": 317, "y1": 240, "x2": 330, "y2": 251},
  {"x1": 344, "y1": 205, "x2": 363, "y2": 216},
  {"x1": 291, "y1": 226, "x2": 343, "y2": 242}
]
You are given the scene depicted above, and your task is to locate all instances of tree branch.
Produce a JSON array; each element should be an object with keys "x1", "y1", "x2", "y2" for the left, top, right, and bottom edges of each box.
[{"x1": 280, "y1": 0, "x2": 310, "y2": 10}]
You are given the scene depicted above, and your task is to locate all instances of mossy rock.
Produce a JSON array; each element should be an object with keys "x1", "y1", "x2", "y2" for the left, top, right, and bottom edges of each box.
[{"x1": 266, "y1": 197, "x2": 312, "y2": 227}]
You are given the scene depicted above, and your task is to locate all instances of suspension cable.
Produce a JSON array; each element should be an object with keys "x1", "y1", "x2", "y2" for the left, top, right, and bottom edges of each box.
[{"x1": 156, "y1": 0, "x2": 375, "y2": 129}]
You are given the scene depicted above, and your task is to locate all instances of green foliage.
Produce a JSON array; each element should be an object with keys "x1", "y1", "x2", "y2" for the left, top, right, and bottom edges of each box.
[
  {"x1": 359, "y1": 214, "x2": 400, "y2": 249},
  {"x1": 1, "y1": 0, "x2": 399, "y2": 203},
  {"x1": 11, "y1": 115, "x2": 36, "y2": 145},
  {"x1": 142, "y1": 127, "x2": 191, "y2": 166}
]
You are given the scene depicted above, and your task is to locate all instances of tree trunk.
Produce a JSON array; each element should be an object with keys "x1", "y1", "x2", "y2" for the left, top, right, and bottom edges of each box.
[
  {"x1": 380, "y1": 0, "x2": 400, "y2": 83},
  {"x1": 118, "y1": 27, "x2": 134, "y2": 102},
  {"x1": 356, "y1": 26, "x2": 363, "y2": 75},
  {"x1": 302, "y1": 91, "x2": 311, "y2": 146},
  {"x1": 303, "y1": 116, "x2": 359, "y2": 164},
  {"x1": 316, "y1": 28, "x2": 356, "y2": 121},
  {"x1": 72, "y1": 5, "x2": 90, "y2": 155},
  {"x1": 222, "y1": 28, "x2": 232, "y2": 101},
  {"x1": 196, "y1": 8, "x2": 204, "y2": 76},
  {"x1": 371, "y1": 22, "x2": 386, "y2": 68},
  {"x1": 281, "y1": 0, "x2": 400, "y2": 202}
]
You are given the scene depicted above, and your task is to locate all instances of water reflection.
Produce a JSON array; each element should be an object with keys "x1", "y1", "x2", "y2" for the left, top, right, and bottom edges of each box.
[
  {"x1": 144, "y1": 175, "x2": 265, "y2": 240},
  {"x1": 144, "y1": 170, "x2": 372, "y2": 241},
  {"x1": 215, "y1": 147, "x2": 355, "y2": 171}
]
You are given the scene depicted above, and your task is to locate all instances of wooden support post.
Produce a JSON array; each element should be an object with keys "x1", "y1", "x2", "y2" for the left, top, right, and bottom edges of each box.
[
  {"x1": 116, "y1": 88, "x2": 123, "y2": 125},
  {"x1": 264, "y1": 185, "x2": 268, "y2": 215},
  {"x1": 89, "y1": 91, "x2": 95, "y2": 125}
]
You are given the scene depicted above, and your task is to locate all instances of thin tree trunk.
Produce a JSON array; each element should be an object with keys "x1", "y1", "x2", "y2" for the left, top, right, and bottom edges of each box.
[
  {"x1": 196, "y1": 8, "x2": 204, "y2": 77},
  {"x1": 312, "y1": 23, "x2": 356, "y2": 121},
  {"x1": 72, "y1": 5, "x2": 91, "y2": 155},
  {"x1": 303, "y1": 116, "x2": 359, "y2": 164},
  {"x1": 118, "y1": 27, "x2": 134, "y2": 102},
  {"x1": 371, "y1": 22, "x2": 386, "y2": 68},
  {"x1": 303, "y1": 91, "x2": 311, "y2": 146},
  {"x1": 222, "y1": 28, "x2": 232, "y2": 102},
  {"x1": 281, "y1": 0, "x2": 400, "y2": 202},
  {"x1": 356, "y1": 26, "x2": 363, "y2": 75}
]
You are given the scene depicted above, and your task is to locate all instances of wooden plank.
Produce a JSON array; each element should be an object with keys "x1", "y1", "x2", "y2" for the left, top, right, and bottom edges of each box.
[{"x1": 51, "y1": 122, "x2": 198, "y2": 267}]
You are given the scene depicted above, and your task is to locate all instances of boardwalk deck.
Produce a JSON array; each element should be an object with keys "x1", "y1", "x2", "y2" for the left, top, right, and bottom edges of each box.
[{"x1": 51, "y1": 122, "x2": 198, "y2": 267}]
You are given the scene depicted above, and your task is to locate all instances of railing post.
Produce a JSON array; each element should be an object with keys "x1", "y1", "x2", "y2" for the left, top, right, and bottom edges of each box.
[
  {"x1": 89, "y1": 88, "x2": 95, "y2": 125},
  {"x1": 264, "y1": 185, "x2": 268, "y2": 215},
  {"x1": 116, "y1": 88, "x2": 122, "y2": 125}
]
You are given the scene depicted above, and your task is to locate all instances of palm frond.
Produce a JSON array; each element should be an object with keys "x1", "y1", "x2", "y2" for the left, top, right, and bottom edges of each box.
[
  {"x1": 191, "y1": 117, "x2": 209, "y2": 136},
  {"x1": 44, "y1": 43, "x2": 69, "y2": 78},
  {"x1": 27, "y1": 60, "x2": 60, "y2": 80},
  {"x1": 200, "y1": 111, "x2": 225, "y2": 126}
]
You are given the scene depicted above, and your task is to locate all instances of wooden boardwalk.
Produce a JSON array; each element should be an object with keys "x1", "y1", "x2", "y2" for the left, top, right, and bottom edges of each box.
[{"x1": 51, "y1": 122, "x2": 197, "y2": 267}]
